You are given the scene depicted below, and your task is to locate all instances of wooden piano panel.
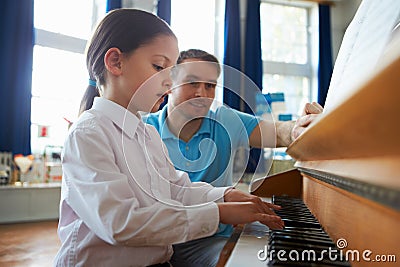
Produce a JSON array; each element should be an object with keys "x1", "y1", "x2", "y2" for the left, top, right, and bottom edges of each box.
[
  {"x1": 250, "y1": 169, "x2": 302, "y2": 198},
  {"x1": 218, "y1": 46, "x2": 400, "y2": 266},
  {"x1": 303, "y1": 174, "x2": 400, "y2": 266}
]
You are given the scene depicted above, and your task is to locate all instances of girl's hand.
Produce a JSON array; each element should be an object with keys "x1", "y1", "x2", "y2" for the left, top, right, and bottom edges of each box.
[
  {"x1": 224, "y1": 188, "x2": 281, "y2": 216},
  {"x1": 217, "y1": 202, "x2": 284, "y2": 230}
]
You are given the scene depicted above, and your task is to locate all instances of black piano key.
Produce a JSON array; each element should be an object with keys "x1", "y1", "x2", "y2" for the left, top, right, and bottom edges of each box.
[
  {"x1": 281, "y1": 217, "x2": 320, "y2": 224},
  {"x1": 276, "y1": 211, "x2": 316, "y2": 217},
  {"x1": 269, "y1": 241, "x2": 337, "y2": 252},
  {"x1": 272, "y1": 229, "x2": 330, "y2": 237},
  {"x1": 269, "y1": 233, "x2": 331, "y2": 242},
  {"x1": 270, "y1": 232, "x2": 333, "y2": 242},
  {"x1": 269, "y1": 235, "x2": 335, "y2": 247},
  {"x1": 281, "y1": 226, "x2": 327, "y2": 232},
  {"x1": 282, "y1": 219, "x2": 322, "y2": 229}
]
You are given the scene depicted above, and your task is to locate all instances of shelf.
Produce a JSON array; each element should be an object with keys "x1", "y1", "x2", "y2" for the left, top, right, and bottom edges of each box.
[
  {"x1": 0, "y1": 183, "x2": 61, "y2": 223},
  {"x1": 0, "y1": 182, "x2": 61, "y2": 190}
]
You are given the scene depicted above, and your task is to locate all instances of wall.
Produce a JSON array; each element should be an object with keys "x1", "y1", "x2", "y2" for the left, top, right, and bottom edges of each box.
[{"x1": 330, "y1": 0, "x2": 363, "y2": 62}]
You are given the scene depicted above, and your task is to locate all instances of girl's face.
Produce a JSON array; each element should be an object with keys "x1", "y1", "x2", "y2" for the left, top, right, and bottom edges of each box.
[{"x1": 108, "y1": 35, "x2": 179, "y2": 113}]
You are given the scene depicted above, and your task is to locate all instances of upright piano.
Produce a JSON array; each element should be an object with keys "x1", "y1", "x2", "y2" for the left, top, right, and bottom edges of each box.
[{"x1": 217, "y1": 15, "x2": 400, "y2": 267}]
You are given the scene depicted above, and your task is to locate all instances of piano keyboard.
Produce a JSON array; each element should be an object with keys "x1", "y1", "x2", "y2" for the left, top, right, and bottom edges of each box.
[{"x1": 225, "y1": 196, "x2": 351, "y2": 266}]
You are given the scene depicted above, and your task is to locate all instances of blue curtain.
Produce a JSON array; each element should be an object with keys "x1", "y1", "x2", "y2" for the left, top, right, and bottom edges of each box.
[
  {"x1": 244, "y1": 0, "x2": 263, "y2": 172},
  {"x1": 244, "y1": 0, "x2": 262, "y2": 114},
  {"x1": 157, "y1": 0, "x2": 171, "y2": 110},
  {"x1": 223, "y1": 0, "x2": 242, "y2": 110},
  {"x1": 318, "y1": 4, "x2": 333, "y2": 106},
  {"x1": 157, "y1": 0, "x2": 171, "y2": 25},
  {"x1": 106, "y1": 0, "x2": 122, "y2": 12},
  {"x1": 0, "y1": 0, "x2": 34, "y2": 155}
]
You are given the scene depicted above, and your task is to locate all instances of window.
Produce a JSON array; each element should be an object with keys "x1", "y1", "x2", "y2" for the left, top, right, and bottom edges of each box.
[
  {"x1": 31, "y1": 0, "x2": 224, "y2": 153},
  {"x1": 260, "y1": 0, "x2": 318, "y2": 118},
  {"x1": 170, "y1": 0, "x2": 225, "y2": 102},
  {"x1": 31, "y1": 0, "x2": 102, "y2": 154},
  {"x1": 171, "y1": 0, "x2": 219, "y2": 55}
]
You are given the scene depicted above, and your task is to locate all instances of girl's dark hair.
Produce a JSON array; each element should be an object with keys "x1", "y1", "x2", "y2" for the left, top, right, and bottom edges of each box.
[{"x1": 79, "y1": 9, "x2": 176, "y2": 115}]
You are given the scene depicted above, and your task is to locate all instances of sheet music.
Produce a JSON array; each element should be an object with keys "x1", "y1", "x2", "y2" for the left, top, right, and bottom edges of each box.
[{"x1": 324, "y1": 0, "x2": 400, "y2": 111}]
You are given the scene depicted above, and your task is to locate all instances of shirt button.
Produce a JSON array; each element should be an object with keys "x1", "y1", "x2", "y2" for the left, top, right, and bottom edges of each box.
[
  {"x1": 186, "y1": 162, "x2": 190, "y2": 167},
  {"x1": 185, "y1": 146, "x2": 189, "y2": 151}
]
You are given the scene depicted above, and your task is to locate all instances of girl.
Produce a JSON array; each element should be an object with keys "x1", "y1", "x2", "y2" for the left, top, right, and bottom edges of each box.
[{"x1": 54, "y1": 9, "x2": 283, "y2": 267}]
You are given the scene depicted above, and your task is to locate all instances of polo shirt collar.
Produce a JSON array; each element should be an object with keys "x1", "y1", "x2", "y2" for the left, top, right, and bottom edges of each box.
[
  {"x1": 196, "y1": 114, "x2": 211, "y2": 136},
  {"x1": 159, "y1": 104, "x2": 211, "y2": 141},
  {"x1": 158, "y1": 105, "x2": 175, "y2": 140},
  {"x1": 92, "y1": 97, "x2": 140, "y2": 139}
]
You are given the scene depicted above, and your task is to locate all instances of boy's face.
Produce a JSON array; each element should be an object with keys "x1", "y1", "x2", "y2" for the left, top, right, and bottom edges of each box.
[{"x1": 168, "y1": 59, "x2": 219, "y2": 120}]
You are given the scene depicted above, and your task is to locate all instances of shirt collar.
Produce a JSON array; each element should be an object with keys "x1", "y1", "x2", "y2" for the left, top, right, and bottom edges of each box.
[
  {"x1": 159, "y1": 105, "x2": 175, "y2": 140},
  {"x1": 196, "y1": 114, "x2": 211, "y2": 135},
  {"x1": 92, "y1": 97, "x2": 140, "y2": 139},
  {"x1": 159, "y1": 104, "x2": 211, "y2": 140}
]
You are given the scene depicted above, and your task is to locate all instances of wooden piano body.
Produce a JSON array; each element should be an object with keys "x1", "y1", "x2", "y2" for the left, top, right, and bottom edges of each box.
[{"x1": 218, "y1": 45, "x2": 400, "y2": 267}]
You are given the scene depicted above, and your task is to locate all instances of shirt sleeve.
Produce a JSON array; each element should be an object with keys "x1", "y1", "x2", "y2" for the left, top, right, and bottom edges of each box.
[
  {"x1": 148, "y1": 126, "x2": 231, "y2": 205},
  {"x1": 172, "y1": 170, "x2": 231, "y2": 204},
  {"x1": 62, "y1": 124, "x2": 220, "y2": 247},
  {"x1": 231, "y1": 108, "x2": 260, "y2": 136},
  {"x1": 214, "y1": 106, "x2": 260, "y2": 149}
]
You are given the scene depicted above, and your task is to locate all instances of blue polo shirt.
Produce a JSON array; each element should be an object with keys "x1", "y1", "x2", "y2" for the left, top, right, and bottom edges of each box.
[{"x1": 144, "y1": 105, "x2": 259, "y2": 237}]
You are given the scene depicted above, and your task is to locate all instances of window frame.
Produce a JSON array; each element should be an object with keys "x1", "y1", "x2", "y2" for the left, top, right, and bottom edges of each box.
[
  {"x1": 260, "y1": 0, "x2": 319, "y2": 108},
  {"x1": 34, "y1": 29, "x2": 87, "y2": 55}
]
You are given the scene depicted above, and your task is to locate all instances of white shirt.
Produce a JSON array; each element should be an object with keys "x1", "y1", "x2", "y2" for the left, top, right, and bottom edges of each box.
[{"x1": 54, "y1": 97, "x2": 227, "y2": 267}]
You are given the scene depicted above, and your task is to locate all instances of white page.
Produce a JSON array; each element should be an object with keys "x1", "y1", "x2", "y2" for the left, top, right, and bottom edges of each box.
[{"x1": 324, "y1": 0, "x2": 400, "y2": 111}]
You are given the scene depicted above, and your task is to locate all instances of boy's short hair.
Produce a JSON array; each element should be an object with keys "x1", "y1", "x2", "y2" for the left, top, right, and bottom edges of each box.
[{"x1": 176, "y1": 49, "x2": 221, "y2": 76}]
